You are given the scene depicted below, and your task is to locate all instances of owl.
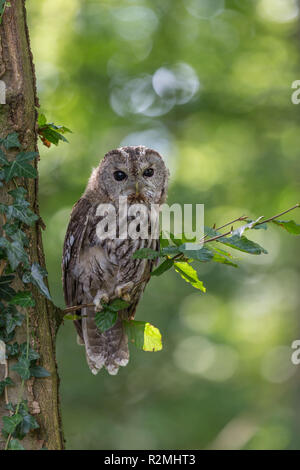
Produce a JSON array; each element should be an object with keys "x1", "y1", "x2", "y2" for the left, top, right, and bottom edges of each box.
[{"x1": 62, "y1": 146, "x2": 169, "y2": 375}]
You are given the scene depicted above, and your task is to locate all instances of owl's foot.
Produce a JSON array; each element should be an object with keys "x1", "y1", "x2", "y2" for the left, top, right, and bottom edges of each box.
[
  {"x1": 115, "y1": 282, "x2": 134, "y2": 303},
  {"x1": 93, "y1": 291, "x2": 109, "y2": 311}
]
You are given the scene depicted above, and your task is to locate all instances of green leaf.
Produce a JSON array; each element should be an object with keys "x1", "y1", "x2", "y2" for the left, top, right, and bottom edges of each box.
[
  {"x1": 0, "y1": 199, "x2": 38, "y2": 226},
  {"x1": 11, "y1": 357, "x2": 31, "y2": 380},
  {"x1": 22, "y1": 263, "x2": 51, "y2": 300},
  {"x1": 0, "y1": 238, "x2": 29, "y2": 270},
  {"x1": 0, "y1": 377, "x2": 13, "y2": 395},
  {"x1": 124, "y1": 320, "x2": 162, "y2": 351},
  {"x1": 0, "y1": 148, "x2": 9, "y2": 166},
  {"x1": 211, "y1": 252, "x2": 238, "y2": 268},
  {"x1": 39, "y1": 127, "x2": 68, "y2": 145},
  {"x1": 174, "y1": 261, "x2": 206, "y2": 292},
  {"x1": 247, "y1": 219, "x2": 268, "y2": 230},
  {"x1": 8, "y1": 187, "x2": 28, "y2": 202},
  {"x1": 4, "y1": 151, "x2": 37, "y2": 181},
  {"x1": 272, "y1": 219, "x2": 300, "y2": 235},
  {"x1": 29, "y1": 365, "x2": 50, "y2": 378},
  {"x1": 159, "y1": 231, "x2": 170, "y2": 248},
  {"x1": 0, "y1": 275, "x2": 16, "y2": 300},
  {"x1": 63, "y1": 313, "x2": 81, "y2": 320},
  {"x1": 108, "y1": 298, "x2": 130, "y2": 311},
  {"x1": 217, "y1": 234, "x2": 268, "y2": 255},
  {"x1": 6, "y1": 342, "x2": 19, "y2": 357},
  {"x1": 178, "y1": 244, "x2": 214, "y2": 261},
  {"x1": 7, "y1": 439, "x2": 25, "y2": 450},
  {"x1": 151, "y1": 258, "x2": 174, "y2": 276},
  {"x1": 5, "y1": 309, "x2": 24, "y2": 334},
  {"x1": 2, "y1": 414, "x2": 23, "y2": 435},
  {"x1": 1, "y1": 132, "x2": 21, "y2": 149},
  {"x1": 9, "y1": 291, "x2": 35, "y2": 308},
  {"x1": 133, "y1": 248, "x2": 160, "y2": 259},
  {"x1": 170, "y1": 232, "x2": 196, "y2": 246},
  {"x1": 232, "y1": 216, "x2": 264, "y2": 237},
  {"x1": 160, "y1": 245, "x2": 181, "y2": 256},
  {"x1": 95, "y1": 308, "x2": 118, "y2": 333},
  {"x1": 37, "y1": 113, "x2": 47, "y2": 127},
  {"x1": 19, "y1": 343, "x2": 40, "y2": 361}
]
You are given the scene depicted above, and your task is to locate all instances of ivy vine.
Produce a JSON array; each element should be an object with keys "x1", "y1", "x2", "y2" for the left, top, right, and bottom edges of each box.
[{"x1": 0, "y1": 131, "x2": 52, "y2": 450}]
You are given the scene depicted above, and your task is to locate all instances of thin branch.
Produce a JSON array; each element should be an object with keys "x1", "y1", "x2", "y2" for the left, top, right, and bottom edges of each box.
[
  {"x1": 216, "y1": 215, "x2": 248, "y2": 231},
  {"x1": 203, "y1": 203, "x2": 300, "y2": 244},
  {"x1": 255, "y1": 203, "x2": 300, "y2": 226}
]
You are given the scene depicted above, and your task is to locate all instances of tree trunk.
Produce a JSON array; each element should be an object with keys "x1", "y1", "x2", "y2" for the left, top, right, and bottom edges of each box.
[{"x1": 0, "y1": 1, "x2": 64, "y2": 450}]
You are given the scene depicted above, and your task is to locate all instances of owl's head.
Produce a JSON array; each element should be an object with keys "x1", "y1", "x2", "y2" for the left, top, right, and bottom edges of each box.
[{"x1": 87, "y1": 146, "x2": 169, "y2": 205}]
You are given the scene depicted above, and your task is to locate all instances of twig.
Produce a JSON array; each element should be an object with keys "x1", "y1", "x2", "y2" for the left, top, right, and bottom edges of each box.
[
  {"x1": 255, "y1": 203, "x2": 300, "y2": 226},
  {"x1": 203, "y1": 203, "x2": 300, "y2": 244}
]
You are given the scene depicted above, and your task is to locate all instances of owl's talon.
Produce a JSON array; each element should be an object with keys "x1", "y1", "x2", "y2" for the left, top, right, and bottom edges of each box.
[
  {"x1": 93, "y1": 292, "x2": 109, "y2": 311},
  {"x1": 115, "y1": 282, "x2": 134, "y2": 303}
]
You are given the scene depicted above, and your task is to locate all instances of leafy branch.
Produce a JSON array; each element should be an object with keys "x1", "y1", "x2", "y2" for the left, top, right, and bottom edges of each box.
[
  {"x1": 132, "y1": 203, "x2": 300, "y2": 322},
  {"x1": 37, "y1": 113, "x2": 72, "y2": 148}
]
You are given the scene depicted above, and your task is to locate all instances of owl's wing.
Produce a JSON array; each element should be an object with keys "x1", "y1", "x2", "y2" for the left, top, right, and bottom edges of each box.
[{"x1": 62, "y1": 197, "x2": 94, "y2": 337}]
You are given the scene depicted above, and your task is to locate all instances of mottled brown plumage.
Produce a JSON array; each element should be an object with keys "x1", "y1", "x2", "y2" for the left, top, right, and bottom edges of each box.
[{"x1": 62, "y1": 146, "x2": 169, "y2": 375}]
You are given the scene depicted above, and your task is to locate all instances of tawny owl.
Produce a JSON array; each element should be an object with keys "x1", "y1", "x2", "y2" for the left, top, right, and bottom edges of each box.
[{"x1": 62, "y1": 146, "x2": 169, "y2": 375}]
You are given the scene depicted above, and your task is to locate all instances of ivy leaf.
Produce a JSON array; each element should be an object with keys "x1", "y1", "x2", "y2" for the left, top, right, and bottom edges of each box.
[
  {"x1": 0, "y1": 238, "x2": 29, "y2": 270},
  {"x1": 19, "y1": 343, "x2": 40, "y2": 361},
  {"x1": 8, "y1": 187, "x2": 28, "y2": 202},
  {"x1": 5, "y1": 309, "x2": 24, "y2": 334},
  {"x1": 18, "y1": 413, "x2": 39, "y2": 437},
  {"x1": 22, "y1": 263, "x2": 51, "y2": 300},
  {"x1": 11, "y1": 357, "x2": 31, "y2": 380},
  {"x1": 9, "y1": 291, "x2": 35, "y2": 308},
  {"x1": 1, "y1": 132, "x2": 21, "y2": 150},
  {"x1": 124, "y1": 320, "x2": 162, "y2": 351},
  {"x1": 133, "y1": 248, "x2": 160, "y2": 259},
  {"x1": 0, "y1": 200, "x2": 38, "y2": 226},
  {"x1": 174, "y1": 262, "x2": 206, "y2": 292},
  {"x1": 217, "y1": 234, "x2": 268, "y2": 255},
  {"x1": 0, "y1": 275, "x2": 16, "y2": 300},
  {"x1": 0, "y1": 148, "x2": 9, "y2": 166},
  {"x1": 95, "y1": 308, "x2": 118, "y2": 333},
  {"x1": 6, "y1": 342, "x2": 19, "y2": 357},
  {"x1": 151, "y1": 258, "x2": 174, "y2": 276},
  {"x1": 2, "y1": 414, "x2": 23, "y2": 435},
  {"x1": 4, "y1": 151, "x2": 38, "y2": 181},
  {"x1": 8, "y1": 439, "x2": 25, "y2": 450},
  {"x1": 0, "y1": 377, "x2": 13, "y2": 395},
  {"x1": 29, "y1": 365, "x2": 50, "y2": 378},
  {"x1": 272, "y1": 219, "x2": 300, "y2": 235}
]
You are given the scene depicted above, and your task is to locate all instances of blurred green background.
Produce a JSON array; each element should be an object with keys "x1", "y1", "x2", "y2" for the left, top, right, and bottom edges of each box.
[{"x1": 27, "y1": 0, "x2": 300, "y2": 450}]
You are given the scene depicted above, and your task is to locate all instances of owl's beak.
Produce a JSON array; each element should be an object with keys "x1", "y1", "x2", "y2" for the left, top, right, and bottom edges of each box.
[{"x1": 135, "y1": 181, "x2": 139, "y2": 195}]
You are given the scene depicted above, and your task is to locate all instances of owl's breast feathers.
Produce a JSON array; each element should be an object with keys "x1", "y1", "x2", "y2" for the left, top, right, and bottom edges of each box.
[{"x1": 62, "y1": 196, "x2": 159, "y2": 374}]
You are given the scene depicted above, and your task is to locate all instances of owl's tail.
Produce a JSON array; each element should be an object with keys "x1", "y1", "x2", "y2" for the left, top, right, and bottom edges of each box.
[{"x1": 80, "y1": 308, "x2": 129, "y2": 375}]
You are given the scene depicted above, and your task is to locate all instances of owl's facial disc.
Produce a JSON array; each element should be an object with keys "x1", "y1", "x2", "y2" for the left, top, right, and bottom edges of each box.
[{"x1": 99, "y1": 146, "x2": 168, "y2": 205}]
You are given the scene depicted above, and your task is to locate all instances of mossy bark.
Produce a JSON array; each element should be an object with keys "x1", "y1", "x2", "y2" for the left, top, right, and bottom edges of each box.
[{"x1": 0, "y1": 1, "x2": 64, "y2": 450}]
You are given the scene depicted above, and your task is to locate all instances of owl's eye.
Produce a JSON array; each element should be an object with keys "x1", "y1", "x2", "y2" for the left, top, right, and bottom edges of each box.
[
  {"x1": 113, "y1": 170, "x2": 127, "y2": 181},
  {"x1": 143, "y1": 168, "x2": 154, "y2": 178}
]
